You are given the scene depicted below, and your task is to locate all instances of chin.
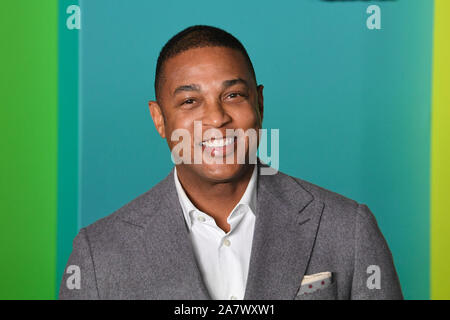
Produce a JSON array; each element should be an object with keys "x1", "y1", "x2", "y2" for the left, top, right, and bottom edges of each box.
[{"x1": 199, "y1": 163, "x2": 246, "y2": 183}]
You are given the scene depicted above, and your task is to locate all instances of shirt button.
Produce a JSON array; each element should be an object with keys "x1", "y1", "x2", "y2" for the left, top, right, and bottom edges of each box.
[
  {"x1": 230, "y1": 295, "x2": 238, "y2": 300},
  {"x1": 197, "y1": 216, "x2": 206, "y2": 222},
  {"x1": 223, "y1": 239, "x2": 231, "y2": 247}
]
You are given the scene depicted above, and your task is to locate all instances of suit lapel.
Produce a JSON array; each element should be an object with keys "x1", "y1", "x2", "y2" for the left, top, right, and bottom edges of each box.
[
  {"x1": 244, "y1": 166, "x2": 325, "y2": 299},
  {"x1": 120, "y1": 169, "x2": 211, "y2": 299}
]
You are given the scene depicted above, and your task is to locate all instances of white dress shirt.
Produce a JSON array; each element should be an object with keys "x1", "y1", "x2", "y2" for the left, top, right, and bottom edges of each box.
[{"x1": 174, "y1": 165, "x2": 257, "y2": 300}]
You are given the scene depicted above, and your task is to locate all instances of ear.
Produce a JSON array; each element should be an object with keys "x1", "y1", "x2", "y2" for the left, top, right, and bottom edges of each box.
[
  {"x1": 256, "y1": 84, "x2": 264, "y2": 126},
  {"x1": 148, "y1": 100, "x2": 166, "y2": 139}
]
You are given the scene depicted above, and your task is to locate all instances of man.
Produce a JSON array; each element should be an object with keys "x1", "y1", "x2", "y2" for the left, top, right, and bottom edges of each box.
[{"x1": 59, "y1": 25, "x2": 403, "y2": 300}]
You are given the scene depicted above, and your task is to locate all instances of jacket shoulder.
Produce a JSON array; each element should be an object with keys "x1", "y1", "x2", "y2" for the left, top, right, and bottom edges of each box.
[
  {"x1": 286, "y1": 172, "x2": 381, "y2": 247},
  {"x1": 288, "y1": 173, "x2": 360, "y2": 213},
  {"x1": 283, "y1": 172, "x2": 372, "y2": 232}
]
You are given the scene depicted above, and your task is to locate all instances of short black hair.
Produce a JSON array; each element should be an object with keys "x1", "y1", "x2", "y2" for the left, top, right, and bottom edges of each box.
[{"x1": 154, "y1": 25, "x2": 257, "y2": 101}]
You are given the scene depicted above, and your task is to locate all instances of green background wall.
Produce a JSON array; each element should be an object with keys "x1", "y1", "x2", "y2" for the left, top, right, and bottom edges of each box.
[
  {"x1": 0, "y1": 0, "x2": 58, "y2": 299},
  {"x1": 431, "y1": 0, "x2": 450, "y2": 300}
]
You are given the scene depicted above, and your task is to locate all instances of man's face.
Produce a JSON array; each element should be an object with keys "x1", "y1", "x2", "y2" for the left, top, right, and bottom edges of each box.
[{"x1": 149, "y1": 46, "x2": 264, "y2": 183}]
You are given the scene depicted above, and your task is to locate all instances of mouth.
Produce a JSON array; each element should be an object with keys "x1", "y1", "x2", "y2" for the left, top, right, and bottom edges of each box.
[
  {"x1": 201, "y1": 136, "x2": 235, "y2": 148},
  {"x1": 199, "y1": 136, "x2": 238, "y2": 158}
]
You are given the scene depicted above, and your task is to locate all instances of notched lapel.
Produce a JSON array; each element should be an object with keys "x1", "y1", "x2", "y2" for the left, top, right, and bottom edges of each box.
[
  {"x1": 120, "y1": 169, "x2": 211, "y2": 300},
  {"x1": 244, "y1": 168, "x2": 325, "y2": 300}
]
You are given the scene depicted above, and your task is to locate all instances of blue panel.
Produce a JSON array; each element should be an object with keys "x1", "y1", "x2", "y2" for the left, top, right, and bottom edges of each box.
[
  {"x1": 57, "y1": 0, "x2": 80, "y2": 297},
  {"x1": 76, "y1": 0, "x2": 432, "y2": 299}
]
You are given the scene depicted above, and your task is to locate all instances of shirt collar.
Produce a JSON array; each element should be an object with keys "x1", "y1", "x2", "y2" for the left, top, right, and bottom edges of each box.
[{"x1": 174, "y1": 165, "x2": 258, "y2": 229}]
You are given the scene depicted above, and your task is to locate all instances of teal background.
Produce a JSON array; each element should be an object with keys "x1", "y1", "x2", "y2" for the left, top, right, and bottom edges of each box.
[
  {"x1": 57, "y1": 0, "x2": 80, "y2": 295},
  {"x1": 58, "y1": 0, "x2": 433, "y2": 299}
]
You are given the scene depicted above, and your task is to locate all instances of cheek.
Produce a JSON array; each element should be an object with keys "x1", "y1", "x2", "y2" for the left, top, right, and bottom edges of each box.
[
  {"x1": 166, "y1": 109, "x2": 194, "y2": 129},
  {"x1": 231, "y1": 106, "x2": 260, "y2": 128},
  {"x1": 164, "y1": 115, "x2": 195, "y2": 147}
]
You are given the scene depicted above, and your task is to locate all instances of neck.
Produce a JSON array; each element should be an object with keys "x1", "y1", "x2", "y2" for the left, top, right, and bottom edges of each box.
[{"x1": 176, "y1": 164, "x2": 255, "y2": 233}]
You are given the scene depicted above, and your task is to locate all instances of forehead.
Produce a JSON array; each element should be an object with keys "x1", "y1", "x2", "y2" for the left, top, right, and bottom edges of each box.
[{"x1": 161, "y1": 46, "x2": 253, "y2": 93}]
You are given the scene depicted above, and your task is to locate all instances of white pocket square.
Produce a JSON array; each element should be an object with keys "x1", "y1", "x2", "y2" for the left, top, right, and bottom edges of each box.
[{"x1": 297, "y1": 272, "x2": 333, "y2": 295}]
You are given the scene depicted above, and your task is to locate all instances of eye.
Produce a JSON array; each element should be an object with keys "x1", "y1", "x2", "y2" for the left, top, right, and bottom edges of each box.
[
  {"x1": 182, "y1": 98, "x2": 195, "y2": 105},
  {"x1": 226, "y1": 92, "x2": 247, "y2": 100}
]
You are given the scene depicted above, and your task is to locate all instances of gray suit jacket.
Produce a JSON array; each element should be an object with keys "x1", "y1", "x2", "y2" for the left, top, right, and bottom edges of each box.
[{"x1": 59, "y1": 164, "x2": 403, "y2": 300}]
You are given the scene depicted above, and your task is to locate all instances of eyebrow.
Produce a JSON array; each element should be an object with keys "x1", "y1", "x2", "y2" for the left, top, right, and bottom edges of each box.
[
  {"x1": 172, "y1": 84, "x2": 201, "y2": 96},
  {"x1": 172, "y1": 78, "x2": 249, "y2": 96},
  {"x1": 222, "y1": 78, "x2": 249, "y2": 89}
]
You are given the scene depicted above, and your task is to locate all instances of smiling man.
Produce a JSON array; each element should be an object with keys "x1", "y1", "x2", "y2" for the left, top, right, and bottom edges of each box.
[{"x1": 59, "y1": 25, "x2": 403, "y2": 300}]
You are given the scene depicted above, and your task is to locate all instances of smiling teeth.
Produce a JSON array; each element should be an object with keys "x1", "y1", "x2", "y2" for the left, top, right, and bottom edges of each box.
[{"x1": 202, "y1": 137, "x2": 234, "y2": 148}]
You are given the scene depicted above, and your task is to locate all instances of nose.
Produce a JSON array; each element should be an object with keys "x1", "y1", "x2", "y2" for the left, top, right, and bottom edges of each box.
[{"x1": 202, "y1": 99, "x2": 232, "y2": 128}]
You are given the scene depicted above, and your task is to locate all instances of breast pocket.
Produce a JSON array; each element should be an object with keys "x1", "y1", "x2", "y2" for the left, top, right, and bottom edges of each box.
[{"x1": 294, "y1": 277, "x2": 338, "y2": 300}]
